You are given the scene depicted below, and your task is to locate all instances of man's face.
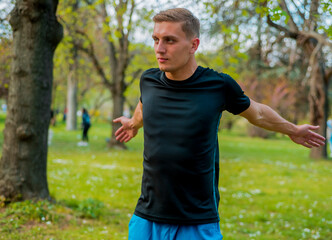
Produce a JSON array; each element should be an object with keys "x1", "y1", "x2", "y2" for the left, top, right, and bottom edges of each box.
[{"x1": 152, "y1": 21, "x2": 197, "y2": 75}]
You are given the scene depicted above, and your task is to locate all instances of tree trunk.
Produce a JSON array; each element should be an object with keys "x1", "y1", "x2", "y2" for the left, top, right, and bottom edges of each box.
[
  {"x1": 0, "y1": 0, "x2": 63, "y2": 201},
  {"x1": 109, "y1": 77, "x2": 126, "y2": 149},
  {"x1": 65, "y1": 0, "x2": 79, "y2": 131},
  {"x1": 306, "y1": 45, "x2": 328, "y2": 159},
  {"x1": 66, "y1": 50, "x2": 78, "y2": 130}
]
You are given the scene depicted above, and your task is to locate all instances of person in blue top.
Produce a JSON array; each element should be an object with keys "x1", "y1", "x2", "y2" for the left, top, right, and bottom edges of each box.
[
  {"x1": 82, "y1": 108, "x2": 91, "y2": 143},
  {"x1": 113, "y1": 8, "x2": 325, "y2": 240}
]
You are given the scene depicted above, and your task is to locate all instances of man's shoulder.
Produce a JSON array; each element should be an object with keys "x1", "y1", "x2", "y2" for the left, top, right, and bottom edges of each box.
[
  {"x1": 199, "y1": 67, "x2": 235, "y2": 82},
  {"x1": 142, "y1": 68, "x2": 162, "y2": 77}
]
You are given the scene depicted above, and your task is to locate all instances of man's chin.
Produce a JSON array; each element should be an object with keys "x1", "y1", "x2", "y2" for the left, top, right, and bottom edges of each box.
[{"x1": 158, "y1": 65, "x2": 170, "y2": 72}]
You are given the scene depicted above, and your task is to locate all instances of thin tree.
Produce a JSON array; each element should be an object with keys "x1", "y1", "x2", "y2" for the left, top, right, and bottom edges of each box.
[
  {"x1": 75, "y1": 0, "x2": 148, "y2": 148},
  {"x1": 0, "y1": 0, "x2": 63, "y2": 201},
  {"x1": 65, "y1": 0, "x2": 79, "y2": 130}
]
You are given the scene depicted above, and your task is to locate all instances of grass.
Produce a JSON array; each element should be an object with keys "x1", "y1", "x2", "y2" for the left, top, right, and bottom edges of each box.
[{"x1": 0, "y1": 115, "x2": 332, "y2": 240}]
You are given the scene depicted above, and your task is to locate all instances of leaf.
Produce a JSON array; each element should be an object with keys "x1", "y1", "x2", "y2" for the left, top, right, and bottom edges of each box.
[{"x1": 114, "y1": 30, "x2": 122, "y2": 39}]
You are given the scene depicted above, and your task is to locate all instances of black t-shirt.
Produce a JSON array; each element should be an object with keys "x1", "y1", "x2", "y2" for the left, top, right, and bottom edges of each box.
[{"x1": 134, "y1": 66, "x2": 250, "y2": 225}]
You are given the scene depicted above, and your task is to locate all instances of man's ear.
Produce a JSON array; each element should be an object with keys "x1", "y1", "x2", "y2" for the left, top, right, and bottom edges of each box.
[{"x1": 190, "y1": 38, "x2": 200, "y2": 54}]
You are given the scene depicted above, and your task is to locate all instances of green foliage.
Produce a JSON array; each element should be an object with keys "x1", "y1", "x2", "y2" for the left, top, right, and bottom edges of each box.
[
  {"x1": 0, "y1": 199, "x2": 61, "y2": 235},
  {"x1": 62, "y1": 198, "x2": 106, "y2": 219},
  {"x1": 268, "y1": 6, "x2": 289, "y2": 23},
  {"x1": 0, "y1": 38, "x2": 11, "y2": 98}
]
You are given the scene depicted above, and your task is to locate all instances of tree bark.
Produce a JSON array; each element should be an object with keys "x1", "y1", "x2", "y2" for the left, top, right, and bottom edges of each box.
[{"x1": 0, "y1": 0, "x2": 63, "y2": 201}]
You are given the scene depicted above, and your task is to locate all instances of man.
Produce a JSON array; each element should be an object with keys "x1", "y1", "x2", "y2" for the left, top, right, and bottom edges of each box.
[{"x1": 113, "y1": 8, "x2": 325, "y2": 240}]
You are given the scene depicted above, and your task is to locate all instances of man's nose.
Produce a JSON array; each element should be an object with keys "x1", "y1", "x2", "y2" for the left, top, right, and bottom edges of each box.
[{"x1": 156, "y1": 41, "x2": 166, "y2": 53}]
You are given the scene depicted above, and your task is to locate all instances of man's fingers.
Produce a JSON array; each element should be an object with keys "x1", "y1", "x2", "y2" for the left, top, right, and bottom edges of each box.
[
  {"x1": 313, "y1": 138, "x2": 326, "y2": 146},
  {"x1": 116, "y1": 131, "x2": 126, "y2": 141},
  {"x1": 308, "y1": 125, "x2": 320, "y2": 130},
  {"x1": 307, "y1": 140, "x2": 321, "y2": 148},
  {"x1": 124, "y1": 135, "x2": 132, "y2": 143},
  {"x1": 115, "y1": 126, "x2": 124, "y2": 136},
  {"x1": 301, "y1": 141, "x2": 313, "y2": 148},
  {"x1": 113, "y1": 117, "x2": 122, "y2": 123},
  {"x1": 308, "y1": 130, "x2": 326, "y2": 141}
]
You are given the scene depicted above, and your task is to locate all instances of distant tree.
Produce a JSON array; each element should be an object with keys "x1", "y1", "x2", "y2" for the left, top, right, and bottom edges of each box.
[
  {"x1": 0, "y1": 0, "x2": 63, "y2": 201},
  {"x1": 266, "y1": 0, "x2": 332, "y2": 158},
  {"x1": 64, "y1": 0, "x2": 80, "y2": 130},
  {"x1": 74, "y1": 0, "x2": 153, "y2": 148}
]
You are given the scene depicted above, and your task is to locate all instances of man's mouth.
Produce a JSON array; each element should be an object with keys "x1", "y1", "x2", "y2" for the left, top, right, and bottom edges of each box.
[{"x1": 158, "y1": 58, "x2": 168, "y2": 63}]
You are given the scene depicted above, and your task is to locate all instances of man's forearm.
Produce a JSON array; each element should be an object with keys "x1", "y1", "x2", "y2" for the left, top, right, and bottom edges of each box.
[
  {"x1": 130, "y1": 101, "x2": 143, "y2": 130},
  {"x1": 240, "y1": 100, "x2": 298, "y2": 136},
  {"x1": 254, "y1": 104, "x2": 298, "y2": 135}
]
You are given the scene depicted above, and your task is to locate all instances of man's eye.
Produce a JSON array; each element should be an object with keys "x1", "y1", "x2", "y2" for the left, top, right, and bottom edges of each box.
[{"x1": 167, "y1": 39, "x2": 174, "y2": 43}]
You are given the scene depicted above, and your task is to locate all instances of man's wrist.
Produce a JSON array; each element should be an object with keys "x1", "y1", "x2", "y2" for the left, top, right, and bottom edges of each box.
[
  {"x1": 129, "y1": 117, "x2": 143, "y2": 130},
  {"x1": 287, "y1": 123, "x2": 299, "y2": 136}
]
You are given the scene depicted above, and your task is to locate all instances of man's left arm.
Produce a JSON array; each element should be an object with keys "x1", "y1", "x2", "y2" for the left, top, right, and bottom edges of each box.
[{"x1": 239, "y1": 98, "x2": 326, "y2": 148}]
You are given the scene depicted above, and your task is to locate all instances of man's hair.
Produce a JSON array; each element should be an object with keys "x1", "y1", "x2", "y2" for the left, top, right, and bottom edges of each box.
[{"x1": 153, "y1": 8, "x2": 200, "y2": 38}]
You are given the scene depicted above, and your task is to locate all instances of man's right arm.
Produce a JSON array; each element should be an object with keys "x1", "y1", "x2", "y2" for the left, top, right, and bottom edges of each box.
[{"x1": 113, "y1": 101, "x2": 143, "y2": 143}]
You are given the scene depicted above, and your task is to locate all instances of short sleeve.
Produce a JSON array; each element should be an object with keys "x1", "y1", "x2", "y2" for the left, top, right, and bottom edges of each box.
[
  {"x1": 139, "y1": 70, "x2": 145, "y2": 104},
  {"x1": 223, "y1": 74, "x2": 250, "y2": 115}
]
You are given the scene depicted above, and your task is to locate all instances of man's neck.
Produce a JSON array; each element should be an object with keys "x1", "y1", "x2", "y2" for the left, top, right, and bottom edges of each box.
[{"x1": 165, "y1": 62, "x2": 198, "y2": 81}]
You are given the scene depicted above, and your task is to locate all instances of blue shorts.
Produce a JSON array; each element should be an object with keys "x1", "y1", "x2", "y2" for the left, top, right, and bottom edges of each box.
[{"x1": 128, "y1": 214, "x2": 223, "y2": 240}]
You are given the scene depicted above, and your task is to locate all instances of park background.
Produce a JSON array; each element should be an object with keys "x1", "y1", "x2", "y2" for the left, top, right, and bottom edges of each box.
[{"x1": 0, "y1": 0, "x2": 332, "y2": 239}]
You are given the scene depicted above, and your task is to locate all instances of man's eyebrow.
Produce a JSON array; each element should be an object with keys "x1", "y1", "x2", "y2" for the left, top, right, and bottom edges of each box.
[{"x1": 152, "y1": 34, "x2": 178, "y2": 39}]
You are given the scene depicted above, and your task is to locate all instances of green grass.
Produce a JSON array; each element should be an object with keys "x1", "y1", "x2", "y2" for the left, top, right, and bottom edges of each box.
[{"x1": 0, "y1": 116, "x2": 332, "y2": 240}]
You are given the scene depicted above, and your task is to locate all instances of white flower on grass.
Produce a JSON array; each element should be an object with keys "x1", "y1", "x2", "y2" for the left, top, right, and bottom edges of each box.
[
  {"x1": 276, "y1": 202, "x2": 283, "y2": 208},
  {"x1": 249, "y1": 231, "x2": 261, "y2": 237},
  {"x1": 219, "y1": 187, "x2": 227, "y2": 192},
  {"x1": 302, "y1": 228, "x2": 311, "y2": 238},
  {"x1": 312, "y1": 231, "x2": 320, "y2": 239},
  {"x1": 52, "y1": 159, "x2": 72, "y2": 164},
  {"x1": 249, "y1": 189, "x2": 261, "y2": 195}
]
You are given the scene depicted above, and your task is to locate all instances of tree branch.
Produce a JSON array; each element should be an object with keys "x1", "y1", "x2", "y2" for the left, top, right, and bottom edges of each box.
[
  {"x1": 266, "y1": 14, "x2": 299, "y2": 39},
  {"x1": 124, "y1": 68, "x2": 142, "y2": 90},
  {"x1": 309, "y1": 0, "x2": 319, "y2": 30},
  {"x1": 101, "y1": 1, "x2": 117, "y2": 72},
  {"x1": 75, "y1": 30, "x2": 113, "y2": 89},
  {"x1": 289, "y1": 0, "x2": 305, "y2": 21},
  {"x1": 279, "y1": 0, "x2": 299, "y2": 32},
  {"x1": 304, "y1": 31, "x2": 332, "y2": 48}
]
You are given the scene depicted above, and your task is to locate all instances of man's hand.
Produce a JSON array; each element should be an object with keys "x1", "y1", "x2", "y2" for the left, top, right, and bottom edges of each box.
[
  {"x1": 113, "y1": 117, "x2": 139, "y2": 143},
  {"x1": 288, "y1": 125, "x2": 326, "y2": 148}
]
